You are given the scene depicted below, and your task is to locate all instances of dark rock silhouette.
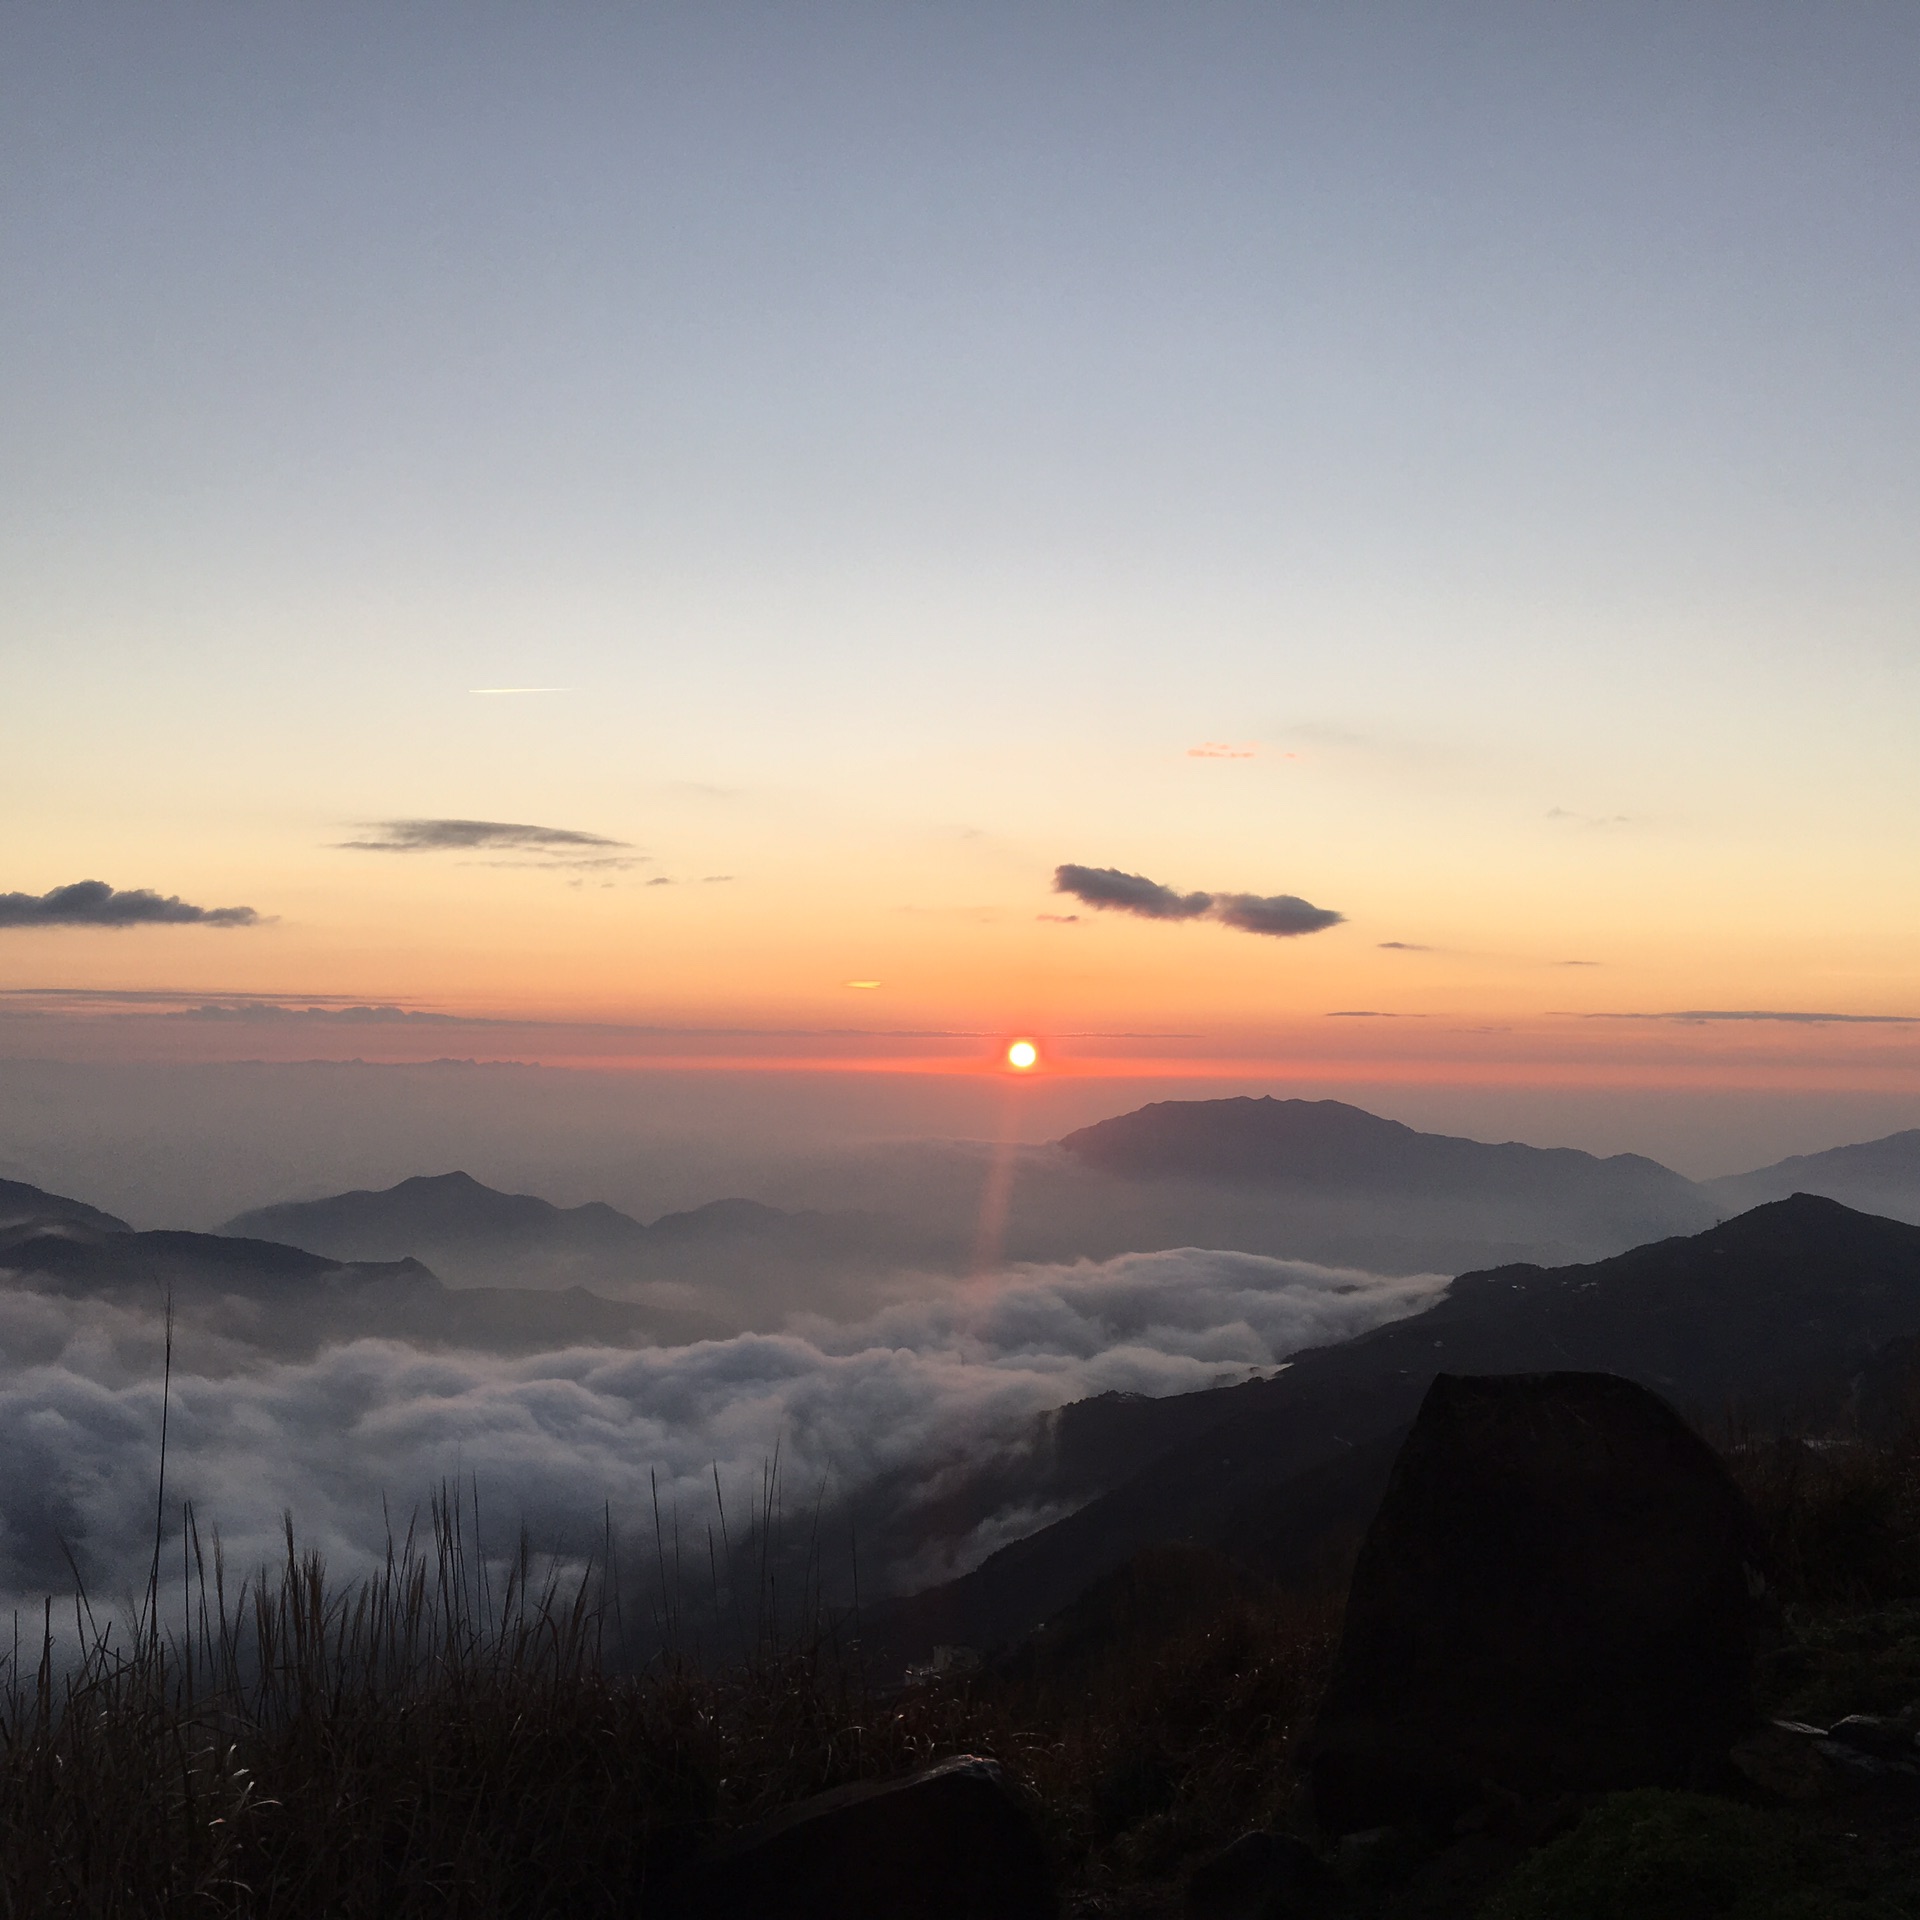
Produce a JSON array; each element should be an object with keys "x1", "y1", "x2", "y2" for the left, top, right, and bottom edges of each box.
[
  {"x1": 1310, "y1": 1371, "x2": 1761, "y2": 1832},
  {"x1": 663, "y1": 1754, "x2": 1054, "y2": 1919}
]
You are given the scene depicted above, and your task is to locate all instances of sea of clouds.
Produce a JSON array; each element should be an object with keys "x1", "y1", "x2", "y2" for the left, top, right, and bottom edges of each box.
[{"x1": 0, "y1": 1248, "x2": 1447, "y2": 1622}]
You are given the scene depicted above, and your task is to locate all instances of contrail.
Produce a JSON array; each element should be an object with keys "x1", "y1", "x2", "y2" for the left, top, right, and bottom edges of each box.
[{"x1": 468, "y1": 687, "x2": 574, "y2": 695}]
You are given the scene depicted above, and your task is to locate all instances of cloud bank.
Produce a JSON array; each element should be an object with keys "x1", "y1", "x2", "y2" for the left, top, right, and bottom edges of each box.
[
  {"x1": 1053, "y1": 865, "x2": 1343, "y2": 939},
  {"x1": 0, "y1": 881, "x2": 260, "y2": 929},
  {"x1": 0, "y1": 1248, "x2": 1443, "y2": 1613}
]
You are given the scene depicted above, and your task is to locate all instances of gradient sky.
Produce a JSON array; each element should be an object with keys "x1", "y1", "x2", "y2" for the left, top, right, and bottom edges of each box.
[{"x1": 5, "y1": 4, "x2": 1920, "y2": 1114}]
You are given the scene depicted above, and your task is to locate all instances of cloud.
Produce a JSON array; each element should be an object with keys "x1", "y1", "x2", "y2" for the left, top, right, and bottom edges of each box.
[
  {"x1": 1547, "y1": 808, "x2": 1634, "y2": 829},
  {"x1": 1584, "y1": 1009, "x2": 1920, "y2": 1026},
  {"x1": 1186, "y1": 742, "x2": 1257, "y2": 760},
  {"x1": 1037, "y1": 913, "x2": 1080, "y2": 924},
  {"x1": 1054, "y1": 866, "x2": 1343, "y2": 939},
  {"x1": 0, "y1": 882, "x2": 261, "y2": 929},
  {"x1": 1378, "y1": 941, "x2": 1432, "y2": 952},
  {"x1": 0, "y1": 1250, "x2": 1444, "y2": 1613},
  {"x1": 1054, "y1": 865, "x2": 1213, "y2": 921},
  {"x1": 339, "y1": 820, "x2": 638, "y2": 868},
  {"x1": 1210, "y1": 892, "x2": 1345, "y2": 938},
  {"x1": 168, "y1": 1003, "x2": 472, "y2": 1026}
]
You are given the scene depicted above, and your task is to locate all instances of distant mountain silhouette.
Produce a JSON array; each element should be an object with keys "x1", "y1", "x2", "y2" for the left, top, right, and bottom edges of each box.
[
  {"x1": 222, "y1": 1171, "x2": 896, "y2": 1291},
  {"x1": 0, "y1": 1177, "x2": 130, "y2": 1234},
  {"x1": 874, "y1": 1195, "x2": 1920, "y2": 1663},
  {"x1": 0, "y1": 1216, "x2": 683, "y2": 1357},
  {"x1": 225, "y1": 1171, "x2": 651, "y2": 1262},
  {"x1": 1060, "y1": 1096, "x2": 1697, "y2": 1206},
  {"x1": 1707, "y1": 1129, "x2": 1920, "y2": 1225},
  {"x1": 964, "y1": 1096, "x2": 1718, "y2": 1275}
]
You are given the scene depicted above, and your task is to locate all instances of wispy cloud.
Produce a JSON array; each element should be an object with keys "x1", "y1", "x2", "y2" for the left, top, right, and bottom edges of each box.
[
  {"x1": 1053, "y1": 865, "x2": 1343, "y2": 940},
  {"x1": 338, "y1": 819, "x2": 641, "y2": 870},
  {"x1": 1186, "y1": 741, "x2": 1258, "y2": 760},
  {"x1": 168, "y1": 1003, "x2": 474, "y2": 1026},
  {"x1": 0, "y1": 882, "x2": 261, "y2": 930},
  {"x1": 1547, "y1": 807, "x2": 1634, "y2": 829},
  {"x1": 1582, "y1": 1009, "x2": 1920, "y2": 1026},
  {"x1": 1378, "y1": 941, "x2": 1432, "y2": 952}
]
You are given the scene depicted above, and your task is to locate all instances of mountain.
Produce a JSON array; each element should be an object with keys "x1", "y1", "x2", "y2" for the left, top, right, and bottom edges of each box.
[
  {"x1": 225, "y1": 1170, "x2": 651, "y2": 1263},
  {"x1": 947, "y1": 1096, "x2": 1722, "y2": 1275},
  {"x1": 0, "y1": 1177, "x2": 130, "y2": 1234},
  {"x1": 0, "y1": 1217, "x2": 701, "y2": 1357},
  {"x1": 222, "y1": 1171, "x2": 899, "y2": 1297},
  {"x1": 1708, "y1": 1129, "x2": 1920, "y2": 1225},
  {"x1": 1060, "y1": 1096, "x2": 1698, "y2": 1207},
  {"x1": 874, "y1": 1195, "x2": 1920, "y2": 1663}
]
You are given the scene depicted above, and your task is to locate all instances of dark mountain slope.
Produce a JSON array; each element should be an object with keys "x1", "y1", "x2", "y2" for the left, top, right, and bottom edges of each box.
[
  {"x1": 1709, "y1": 1128, "x2": 1920, "y2": 1224},
  {"x1": 876, "y1": 1195, "x2": 1920, "y2": 1660},
  {"x1": 0, "y1": 1177, "x2": 130, "y2": 1234}
]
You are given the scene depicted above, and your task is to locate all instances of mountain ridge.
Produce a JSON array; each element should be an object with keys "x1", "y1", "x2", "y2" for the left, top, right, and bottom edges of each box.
[{"x1": 871, "y1": 1193, "x2": 1920, "y2": 1663}]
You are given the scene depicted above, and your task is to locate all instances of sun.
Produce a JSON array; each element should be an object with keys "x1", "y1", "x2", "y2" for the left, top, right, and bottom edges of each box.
[{"x1": 1006, "y1": 1038, "x2": 1039, "y2": 1071}]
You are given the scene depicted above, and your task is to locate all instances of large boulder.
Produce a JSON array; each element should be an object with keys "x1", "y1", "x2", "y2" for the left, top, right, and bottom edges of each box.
[
  {"x1": 661, "y1": 1754, "x2": 1055, "y2": 1919},
  {"x1": 1311, "y1": 1371, "x2": 1762, "y2": 1833}
]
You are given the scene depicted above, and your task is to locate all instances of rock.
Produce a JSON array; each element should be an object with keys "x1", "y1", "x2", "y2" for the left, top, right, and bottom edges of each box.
[
  {"x1": 1310, "y1": 1371, "x2": 1762, "y2": 1833},
  {"x1": 1184, "y1": 1829, "x2": 1325, "y2": 1918},
  {"x1": 1822, "y1": 1709, "x2": 1920, "y2": 1759},
  {"x1": 660, "y1": 1754, "x2": 1055, "y2": 1920},
  {"x1": 1728, "y1": 1723, "x2": 1841, "y2": 1802}
]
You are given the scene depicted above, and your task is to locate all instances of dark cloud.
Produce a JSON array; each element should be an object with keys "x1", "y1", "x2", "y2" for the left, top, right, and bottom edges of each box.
[
  {"x1": 1211, "y1": 892, "x2": 1345, "y2": 938},
  {"x1": 0, "y1": 881, "x2": 260, "y2": 929},
  {"x1": 1054, "y1": 865, "x2": 1213, "y2": 921},
  {"x1": 1585, "y1": 1009, "x2": 1920, "y2": 1027},
  {"x1": 1378, "y1": 941, "x2": 1432, "y2": 952},
  {"x1": 339, "y1": 820, "x2": 633, "y2": 860},
  {"x1": 1054, "y1": 866, "x2": 1342, "y2": 940}
]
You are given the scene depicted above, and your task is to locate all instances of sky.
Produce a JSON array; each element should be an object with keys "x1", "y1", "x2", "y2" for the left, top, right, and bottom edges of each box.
[{"x1": 5, "y1": 2, "x2": 1920, "y2": 1158}]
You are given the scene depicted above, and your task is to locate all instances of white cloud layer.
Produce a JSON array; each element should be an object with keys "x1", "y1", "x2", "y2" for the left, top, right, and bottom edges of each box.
[{"x1": 0, "y1": 1250, "x2": 1446, "y2": 1618}]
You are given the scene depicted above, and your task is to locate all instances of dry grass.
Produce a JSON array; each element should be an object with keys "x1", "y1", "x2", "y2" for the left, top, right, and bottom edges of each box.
[{"x1": 0, "y1": 1493, "x2": 1336, "y2": 1918}]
